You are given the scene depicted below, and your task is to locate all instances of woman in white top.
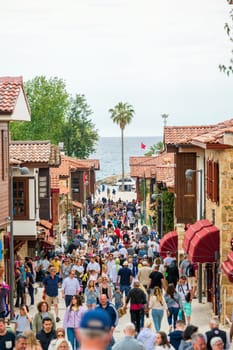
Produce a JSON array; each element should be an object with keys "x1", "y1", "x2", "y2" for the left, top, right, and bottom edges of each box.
[
  {"x1": 154, "y1": 331, "x2": 175, "y2": 350},
  {"x1": 149, "y1": 286, "x2": 167, "y2": 332}
]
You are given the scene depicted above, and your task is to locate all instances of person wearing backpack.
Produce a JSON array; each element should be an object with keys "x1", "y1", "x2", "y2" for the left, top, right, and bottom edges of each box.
[
  {"x1": 176, "y1": 276, "x2": 193, "y2": 308},
  {"x1": 179, "y1": 256, "x2": 197, "y2": 299}
]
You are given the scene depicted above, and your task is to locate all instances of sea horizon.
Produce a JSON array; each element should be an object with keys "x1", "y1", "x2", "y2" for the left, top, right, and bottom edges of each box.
[{"x1": 89, "y1": 136, "x2": 162, "y2": 181}]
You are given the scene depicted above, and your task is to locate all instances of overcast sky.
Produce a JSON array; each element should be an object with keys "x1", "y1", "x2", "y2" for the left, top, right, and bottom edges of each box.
[{"x1": 1, "y1": 0, "x2": 233, "y2": 137}]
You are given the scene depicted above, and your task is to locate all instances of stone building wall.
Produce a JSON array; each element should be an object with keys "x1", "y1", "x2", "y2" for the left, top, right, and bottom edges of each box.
[{"x1": 205, "y1": 148, "x2": 233, "y2": 319}]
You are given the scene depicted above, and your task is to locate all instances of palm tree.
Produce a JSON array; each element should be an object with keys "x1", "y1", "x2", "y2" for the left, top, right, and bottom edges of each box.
[
  {"x1": 109, "y1": 102, "x2": 135, "y2": 191},
  {"x1": 144, "y1": 141, "x2": 164, "y2": 156}
]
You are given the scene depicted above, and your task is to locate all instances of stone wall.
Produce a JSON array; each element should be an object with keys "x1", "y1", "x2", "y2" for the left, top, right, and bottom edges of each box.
[{"x1": 205, "y1": 148, "x2": 233, "y2": 319}]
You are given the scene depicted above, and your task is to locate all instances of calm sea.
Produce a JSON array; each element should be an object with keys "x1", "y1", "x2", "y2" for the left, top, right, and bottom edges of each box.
[{"x1": 90, "y1": 136, "x2": 162, "y2": 181}]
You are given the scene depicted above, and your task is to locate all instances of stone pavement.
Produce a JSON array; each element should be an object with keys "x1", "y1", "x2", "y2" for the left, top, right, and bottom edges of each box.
[{"x1": 19, "y1": 286, "x2": 222, "y2": 340}]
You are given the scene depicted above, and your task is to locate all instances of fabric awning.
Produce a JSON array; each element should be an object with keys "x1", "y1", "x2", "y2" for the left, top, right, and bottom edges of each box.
[
  {"x1": 187, "y1": 221, "x2": 219, "y2": 263},
  {"x1": 72, "y1": 201, "x2": 83, "y2": 209},
  {"x1": 183, "y1": 219, "x2": 213, "y2": 253},
  {"x1": 221, "y1": 252, "x2": 233, "y2": 282},
  {"x1": 40, "y1": 219, "x2": 53, "y2": 230},
  {"x1": 159, "y1": 231, "x2": 178, "y2": 257}
]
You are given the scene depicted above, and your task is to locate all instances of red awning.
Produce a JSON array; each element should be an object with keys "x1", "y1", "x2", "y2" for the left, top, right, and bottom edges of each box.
[
  {"x1": 183, "y1": 219, "x2": 213, "y2": 253},
  {"x1": 159, "y1": 231, "x2": 178, "y2": 257},
  {"x1": 222, "y1": 252, "x2": 233, "y2": 282},
  {"x1": 187, "y1": 221, "x2": 219, "y2": 263}
]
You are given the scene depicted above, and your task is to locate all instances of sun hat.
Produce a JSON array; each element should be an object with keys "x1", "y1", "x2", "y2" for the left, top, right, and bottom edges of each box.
[{"x1": 79, "y1": 309, "x2": 111, "y2": 332}]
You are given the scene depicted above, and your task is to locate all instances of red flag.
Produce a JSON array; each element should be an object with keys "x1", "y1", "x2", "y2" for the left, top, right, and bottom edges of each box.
[
  {"x1": 141, "y1": 142, "x2": 146, "y2": 150},
  {"x1": 83, "y1": 172, "x2": 87, "y2": 183}
]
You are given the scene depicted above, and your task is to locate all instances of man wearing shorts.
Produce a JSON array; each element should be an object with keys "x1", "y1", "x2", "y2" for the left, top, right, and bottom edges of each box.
[{"x1": 43, "y1": 267, "x2": 60, "y2": 322}]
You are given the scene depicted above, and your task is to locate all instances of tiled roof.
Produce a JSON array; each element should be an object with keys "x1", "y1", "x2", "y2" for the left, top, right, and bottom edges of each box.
[
  {"x1": 190, "y1": 125, "x2": 233, "y2": 145},
  {"x1": 164, "y1": 118, "x2": 233, "y2": 145},
  {"x1": 164, "y1": 125, "x2": 214, "y2": 145},
  {"x1": 50, "y1": 154, "x2": 100, "y2": 191},
  {"x1": 10, "y1": 141, "x2": 61, "y2": 166},
  {"x1": 0, "y1": 76, "x2": 30, "y2": 114},
  {"x1": 130, "y1": 153, "x2": 175, "y2": 187}
]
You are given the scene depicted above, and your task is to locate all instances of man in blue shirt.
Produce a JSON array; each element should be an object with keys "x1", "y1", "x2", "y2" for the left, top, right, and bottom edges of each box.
[
  {"x1": 43, "y1": 267, "x2": 60, "y2": 322},
  {"x1": 116, "y1": 260, "x2": 132, "y2": 297},
  {"x1": 96, "y1": 294, "x2": 118, "y2": 350}
]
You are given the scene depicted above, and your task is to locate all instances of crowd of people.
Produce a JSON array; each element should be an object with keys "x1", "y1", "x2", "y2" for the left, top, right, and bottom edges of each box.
[{"x1": 0, "y1": 197, "x2": 232, "y2": 350}]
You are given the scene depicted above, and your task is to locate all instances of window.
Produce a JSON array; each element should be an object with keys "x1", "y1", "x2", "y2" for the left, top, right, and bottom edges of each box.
[
  {"x1": 39, "y1": 176, "x2": 48, "y2": 198},
  {"x1": 71, "y1": 177, "x2": 79, "y2": 193},
  {"x1": 13, "y1": 178, "x2": 29, "y2": 219},
  {"x1": 206, "y1": 159, "x2": 219, "y2": 204}
]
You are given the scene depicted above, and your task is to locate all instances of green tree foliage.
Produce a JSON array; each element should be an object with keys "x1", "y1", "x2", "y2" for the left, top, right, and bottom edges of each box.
[
  {"x1": 219, "y1": 2, "x2": 233, "y2": 75},
  {"x1": 109, "y1": 102, "x2": 135, "y2": 190},
  {"x1": 144, "y1": 141, "x2": 164, "y2": 156},
  {"x1": 62, "y1": 94, "x2": 99, "y2": 158},
  {"x1": 151, "y1": 191, "x2": 174, "y2": 234},
  {"x1": 10, "y1": 76, "x2": 99, "y2": 159},
  {"x1": 10, "y1": 76, "x2": 69, "y2": 144}
]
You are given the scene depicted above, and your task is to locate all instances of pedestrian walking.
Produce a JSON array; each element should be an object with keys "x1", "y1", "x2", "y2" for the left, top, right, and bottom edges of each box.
[
  {"x1": 14, "y1": 305, "x2": 33, "y2": 335},
  {"x1": 116, "y1": 260, "x2": 132, "y2": 298},
  {"x1": 25, "y1": 265, "x2": 35, "y2": 307},
  {"x1": 61, "y1": 269, "x2": 80, "y2": 307},
  {"x1": 149, "y1": 286, "x2": 167, "y2": 332},
  {"x1": 84, "y1": 280, "x2": 98, "y2": 309},
  {"x1": 112, "y1": 322, "x2": 146, "y2": 350},
  {"x1": 178, "y1": 325, "x2": 198, "y2": 350},
  {"x1": 76, "y1": 308, "x2": 113, "y2": 350},
  {"x1": 168, "y1": 320, "x2": 185, "y2": 350},
  {"x1": 205, "y1": 318, "x2": 230, "y2": 350},
  {"x1": 0, "y1": 318, "x2": 15, "y2": 350},
  {"x1": 23, "y1": 330, "x2": 42, "y2": 350},
  {"x1": 36, "y1": 317, "x2": 56, "y2": 350},
  {"x1": 147, "y1": 264, "x2": 166, "y2": 294},
  {"x1": 32, "y1": 301, "x2": 56, "y2": 334},
  {"x1": 183, "y1": 292, "x2": 192, "y2": 325},
  {"x1": 164, "y1": 283, "x2": 182, "y2": 331},
  {"x1": 191, "y1": 333, "x2": 207, "y2": 350},
  {"x1": 43, "y1": 267, "x2": 60, "y2": 322},
  {"x1": 96, "y1": 294, "x2": 118, "y2": 350},
  {"x1": 14, "y1": 334, "x2": 27, "y2": 350},
  {"x1": 154, "y1": 331, "x2": 175, "y2": 350},
  {"x1": 63, "y1": 295, "x2": 86, "y2": 350},
  {"x1": 137, "y1": 318, "x2": 156, "y2": 350},
  {"x1": 125, "y1": 280, "x2": 147, "y2": 334},
  {"x1": 48, "y1": 328, "x2": 72, "y2": 350}
]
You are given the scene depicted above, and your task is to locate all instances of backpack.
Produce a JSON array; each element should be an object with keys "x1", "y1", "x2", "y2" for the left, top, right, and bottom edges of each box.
[{"x1": 186, "y1": 263, "x2": 195, "y2": 277}]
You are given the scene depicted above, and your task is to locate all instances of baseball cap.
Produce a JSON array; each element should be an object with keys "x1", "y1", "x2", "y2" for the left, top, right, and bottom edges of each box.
[{"x1": 80, "y1": 309, "x2": 111, "y2": 332}]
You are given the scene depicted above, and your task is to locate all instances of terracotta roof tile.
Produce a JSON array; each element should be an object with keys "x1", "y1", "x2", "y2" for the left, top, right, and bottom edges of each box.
[
  {"x1": 164, "y1": 118, "x2": 233, "y2": 145},
  {"x1": 10, "y1": 141, "x2": 61, "y2": 166},
  {"x1": 190, "y1": 125, "x2": 233, "y2": 145},
  {"x1": 0, "y1": 77, "x2": 23, "y2": 113},
  {"x1": 130, "y1": 153, "x2": 175, "y2": 188}
]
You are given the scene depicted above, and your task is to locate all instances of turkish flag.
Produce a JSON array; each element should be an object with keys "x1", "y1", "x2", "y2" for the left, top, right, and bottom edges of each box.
[
  {"x1": 83, "y1": 172, "x2": 87, "y2": 183},
  {"x1": 141, "y1": 142, "x2": 146, "y2": 150}
]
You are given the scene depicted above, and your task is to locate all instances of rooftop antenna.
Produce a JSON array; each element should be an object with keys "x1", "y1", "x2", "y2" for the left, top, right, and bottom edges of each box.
[{"x1": 161, "y1": 114, "x2": 169, "y2": 126}]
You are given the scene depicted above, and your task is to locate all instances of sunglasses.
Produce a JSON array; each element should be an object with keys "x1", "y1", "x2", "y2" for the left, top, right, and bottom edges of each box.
[{"x1": 57, "y1": 333, "x2": 65, "y2": 337}]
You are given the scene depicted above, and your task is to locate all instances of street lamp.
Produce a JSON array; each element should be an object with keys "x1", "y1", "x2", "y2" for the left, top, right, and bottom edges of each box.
[
  {"x1": 9, "y1": 166, "x2": 29, "y2": 320},
  {"x1": 151, "y1": 193, "x2": 163, "y2": 237},
  {"x1": 185, "y1": 168, "x2": 203, "y2": 303}
]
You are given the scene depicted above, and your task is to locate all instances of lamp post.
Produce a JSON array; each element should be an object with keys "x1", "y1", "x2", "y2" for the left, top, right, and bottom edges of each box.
[
  {"x1": 185, "y1": 168, "x2": 203, "y2": 303},
  {"x1": 9, "y1": 166, "x2": 29, "y2": 320},
  {"x1": 151, "y1": 193, "x2": 164, "y2": 237}
]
